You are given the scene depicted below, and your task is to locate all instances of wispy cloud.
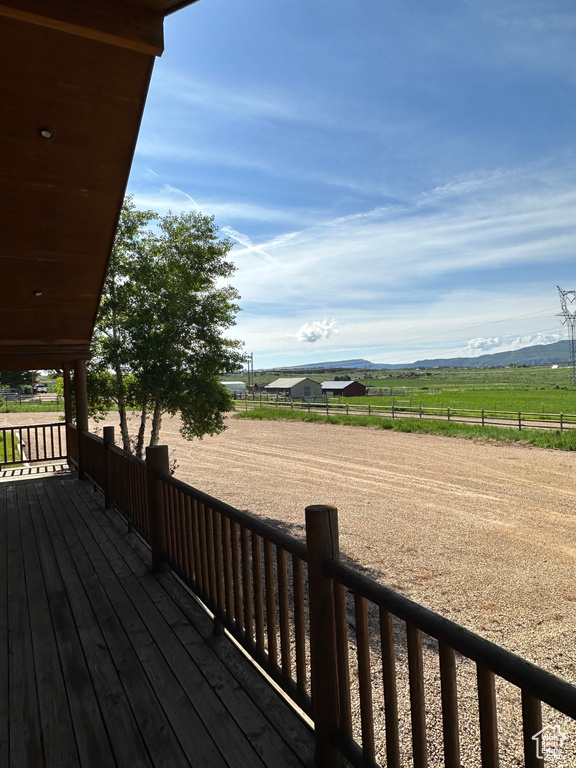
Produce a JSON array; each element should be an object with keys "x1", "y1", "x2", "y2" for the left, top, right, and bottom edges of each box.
[{"x1": 231, "y1": 164, "x2": 576, "y2": 307}]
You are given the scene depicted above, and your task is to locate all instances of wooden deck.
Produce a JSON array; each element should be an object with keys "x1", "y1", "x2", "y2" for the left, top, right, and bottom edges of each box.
[{"x1": 0, "y1": 473, "x2": 315, "y2": 768}]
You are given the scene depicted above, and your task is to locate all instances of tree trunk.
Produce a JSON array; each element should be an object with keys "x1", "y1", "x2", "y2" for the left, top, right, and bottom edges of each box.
[
  {"x1": 150, "y1": 400, "x2": 163, "y2": 446},
  {"x1": 135, "y1": 404, "x2": 148, "y2": 459},
  {"x1": 115, "y1": 366, "x2": 131, "y2": 453}
]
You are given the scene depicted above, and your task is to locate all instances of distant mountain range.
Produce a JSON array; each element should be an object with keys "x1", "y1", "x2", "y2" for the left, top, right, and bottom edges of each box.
[{"x1": 278, "y1": 341, "x2": 571, "y2": 371}]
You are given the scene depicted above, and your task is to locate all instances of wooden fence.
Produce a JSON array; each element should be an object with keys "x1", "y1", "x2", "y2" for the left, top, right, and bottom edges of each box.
[
  {"x1": 0, "y1": 422, "x2": 67, "y2": 467},
  {"x1": 238, "y1": 398, "x2": 576, "y2": 432},
  {"x1": 75, "y1": 426, "x2": 576, "y2": 767}
]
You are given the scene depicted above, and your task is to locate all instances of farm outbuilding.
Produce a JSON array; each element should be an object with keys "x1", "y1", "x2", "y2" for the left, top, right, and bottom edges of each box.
[
  {"x1": 265, "y1": 377, "x2": 322, "y2": 399},
  {"x1": 321, "y1": 380, "x2": 367, "y2": 397},
  {"x1": 220, "y1": 380, "x2": 246, "y2": 397}
]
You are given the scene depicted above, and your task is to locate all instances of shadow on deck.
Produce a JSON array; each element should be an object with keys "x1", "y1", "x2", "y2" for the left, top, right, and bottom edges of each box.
[{"x1": 0, "y1": 473, "x2": 315, "y2": 767}]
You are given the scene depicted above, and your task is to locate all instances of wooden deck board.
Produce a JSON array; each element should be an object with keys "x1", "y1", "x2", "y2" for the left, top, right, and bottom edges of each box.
[
  {"x1": 0, "y1": 474, "x2": 315, "y2": 768},
  {"x1": 19, "y1": 483, "x2": 80, "y2": 768},
  {"x1": 26, "y1": 480, "x2": 118, "y2": 768},
  {"x1": 65, "y1": 479, "x2": 314, "y2": 768}
]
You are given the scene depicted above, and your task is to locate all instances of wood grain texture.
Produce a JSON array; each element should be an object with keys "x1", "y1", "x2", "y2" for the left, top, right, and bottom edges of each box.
[{"x1": 0, "y1": 473, "x2": 316, "y2": 767}]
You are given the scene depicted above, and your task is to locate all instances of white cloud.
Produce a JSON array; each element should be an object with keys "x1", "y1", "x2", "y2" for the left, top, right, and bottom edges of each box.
[
  {"x1": 296, "y1": 319, "x2": 339, "y2": 343},
  {"x1": 509, "y1": 332, "x2": 561, "y2": 348},
  {"x1": 461, "y1": 331, "x2": 562, "y2": 357},
  {"x1": 463, "y1": 337, "x2": 502, "y2": 354}
]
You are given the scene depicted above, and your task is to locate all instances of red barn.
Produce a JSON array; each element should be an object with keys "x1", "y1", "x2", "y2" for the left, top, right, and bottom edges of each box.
[{"x1": 321, "y1": 380, "x2": 367, "y2": 397}]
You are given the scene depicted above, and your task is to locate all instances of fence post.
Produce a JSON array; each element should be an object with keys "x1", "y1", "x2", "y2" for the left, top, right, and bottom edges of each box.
[
  {"x1": 560, "y1": 412, "x2": 564, "y2": 431},
  {"x1": 103, "y1": 426, "x2": 114, "y2": 510},
  {"x1": 306, "y1": 504, "x2": 342, "y2": 768},
  {"x1": 518, "y1": 412, "x2": 522, "y2": 431},
  {"x1": 447, "y1": 407, "x2": 451, "y2": 421},
  {"x1": 146, "y1": 445, "x2": 170, "y2": 573},
  {"x1": 482, "y1": 409, "x2": 485, "y2": 426}
]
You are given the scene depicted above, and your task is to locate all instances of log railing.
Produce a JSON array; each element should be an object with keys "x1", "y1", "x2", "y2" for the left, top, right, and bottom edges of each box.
[
  {"x1": 324, "y1": 558, "x2": 576, "y2": 768},
  {"x1": 0, "y1": 422, "x2": 67, "y2": 467},
  {"x1": 77, "y1": 426, "x2": 576, "y2": 767},
  {"x1": 109, "y1": 444, "x2": 149, "y2": 538},
  {"x1": 157, "y1": 470, "x2": 312, "y2": 714}
]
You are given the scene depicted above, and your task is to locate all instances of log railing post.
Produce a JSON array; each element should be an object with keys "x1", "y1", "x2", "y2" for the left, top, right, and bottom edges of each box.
[
  {"x1": 103, "y1": 426, "x2": 114, "y2": 510},
  {"x1": 306, "y1": 504, "x2": 342, "y2": 768},
  {"x1": 73, "y1": 359, "x2": 89, "y2": 478},
  {"x1": 146, "y1": 445, "x2": 170, "y2": 573}
]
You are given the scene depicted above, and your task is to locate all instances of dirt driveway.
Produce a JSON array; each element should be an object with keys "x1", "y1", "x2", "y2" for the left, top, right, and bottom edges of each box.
[{"x1": 4, "y1": 410, "x2": 576, "y2": 683}]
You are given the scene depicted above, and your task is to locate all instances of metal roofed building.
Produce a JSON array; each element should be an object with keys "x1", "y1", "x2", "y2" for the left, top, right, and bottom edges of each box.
[
  {"x1": 321, "y1": 380, "x2": 367, "y2": 397},
  {"x1": 264, "y1": 377, "x2": 322, "y2": 399}
]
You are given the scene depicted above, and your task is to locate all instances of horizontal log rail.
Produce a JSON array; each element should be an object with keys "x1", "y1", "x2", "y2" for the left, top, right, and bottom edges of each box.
[
  {"x1": 0, "y1": 422, "x2": 67, "y2": 467},
  {"x1": 73, "y1": 425, "x2": 576, "y2": 767},
  {"x1": 238, "y1": 398, "x2": 576, "y2": 432}
]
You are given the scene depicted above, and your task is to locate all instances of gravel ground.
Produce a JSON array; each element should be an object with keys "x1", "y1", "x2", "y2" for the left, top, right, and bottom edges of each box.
[{"x1": 5, "y1": 411, "x2": 576, "y2": 765}]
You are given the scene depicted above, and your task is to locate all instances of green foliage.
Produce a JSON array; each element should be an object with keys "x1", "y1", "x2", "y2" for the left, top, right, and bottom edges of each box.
[
  {"x1": 90, "y1": 197, "x2": 244, "y2": 453},
  {"x1": 0, "y1": 370, "x2": 37, "y2": 388}
]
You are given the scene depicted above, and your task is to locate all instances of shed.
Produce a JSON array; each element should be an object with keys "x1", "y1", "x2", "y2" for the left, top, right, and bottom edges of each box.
[
  {"x1": 321, "y1": 380, "x2": 367, "y2": 397},
  {"x1": 265, "y1": 377, "x2": 322, "y2": 399},
  {"x1": 220, "y1": 381, "x2": 246, "y2": 397}
]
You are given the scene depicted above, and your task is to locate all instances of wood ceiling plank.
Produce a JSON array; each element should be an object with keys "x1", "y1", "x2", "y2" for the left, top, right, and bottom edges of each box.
[
  {"x1": 0, "y1": 0, "x2": 164, "y2": 55},
  {"x1": 1, "y1": 14, "x2": 155, "y2": 370}
]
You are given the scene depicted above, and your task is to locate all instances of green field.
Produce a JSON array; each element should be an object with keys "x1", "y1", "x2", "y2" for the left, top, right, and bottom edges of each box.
[
  {"x1": 0, "y1": 434, "x2": 19, "y2": 464},
  {"x1": 343, "y1": 388, "x2": 576, "y2": 414},
  {"x1": 240, "y1": 364, "x2": 576, "y2": 391},
  {"x1": 0, "y1": 401, "x2": 63, "y2": 414},
  {"x1": 240, "y1": 364, "x2": 576, "y2": 414}
]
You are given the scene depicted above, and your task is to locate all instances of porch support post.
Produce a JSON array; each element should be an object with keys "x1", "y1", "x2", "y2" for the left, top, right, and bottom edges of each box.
[
  {"x1": 306, "y1": 504, "x2": 342, "y2": 768},
  {"x1": 146, "y1": 445, "x2": 170, "y2": 573},
  {"x1": 62, "y1": 363, "x2": 75, "y2": 469},
  {"x1": 62, "y1": 363, "x2": 73, "y2": 425},
  {"x1": 74, "y1": 359, "x2": 89, "y2": 477},
  {"x1": 103, "y1": 426, "x2": 115, "y2": 509}
]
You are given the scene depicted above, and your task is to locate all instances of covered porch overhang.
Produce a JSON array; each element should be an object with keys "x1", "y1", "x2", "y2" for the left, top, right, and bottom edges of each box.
[{"x1": 0, "y1": 0, "x2": 199, "y2": 375}]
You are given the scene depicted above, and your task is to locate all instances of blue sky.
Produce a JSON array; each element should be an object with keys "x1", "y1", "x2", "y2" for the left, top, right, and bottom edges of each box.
[{"x1": 128, "y1": 0, "x2": 576, "y2": 368}]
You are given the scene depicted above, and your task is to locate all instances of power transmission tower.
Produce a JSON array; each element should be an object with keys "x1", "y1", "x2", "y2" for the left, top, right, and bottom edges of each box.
[{"x1": 557, "y1": 286, "x2": 576, "y2": 384}]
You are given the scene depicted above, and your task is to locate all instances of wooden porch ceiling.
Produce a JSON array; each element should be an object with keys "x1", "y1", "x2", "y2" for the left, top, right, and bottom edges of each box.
[{"x1": 0, "y1": 1, "x2": 198, "y2": 372}]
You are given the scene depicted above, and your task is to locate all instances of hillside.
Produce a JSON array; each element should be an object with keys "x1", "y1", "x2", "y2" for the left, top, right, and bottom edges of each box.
[{"x1": 279, "y1": 340, "x2": 571, "y2": 371}]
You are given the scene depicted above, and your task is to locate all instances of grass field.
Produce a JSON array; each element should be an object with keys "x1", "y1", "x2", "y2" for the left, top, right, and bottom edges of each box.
[
  {"x1": 0, "y1": 434, "x2": 19, "y2": 464},
  {"x1": 0, "y1": 401, "x2": 63, "y2": 414},
  {"x1": 238, "y1": 363, "x2": 576, "y2": 390},
  {"x1": 342, "y1": 388, "x2": 576, "y2": 413}
]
